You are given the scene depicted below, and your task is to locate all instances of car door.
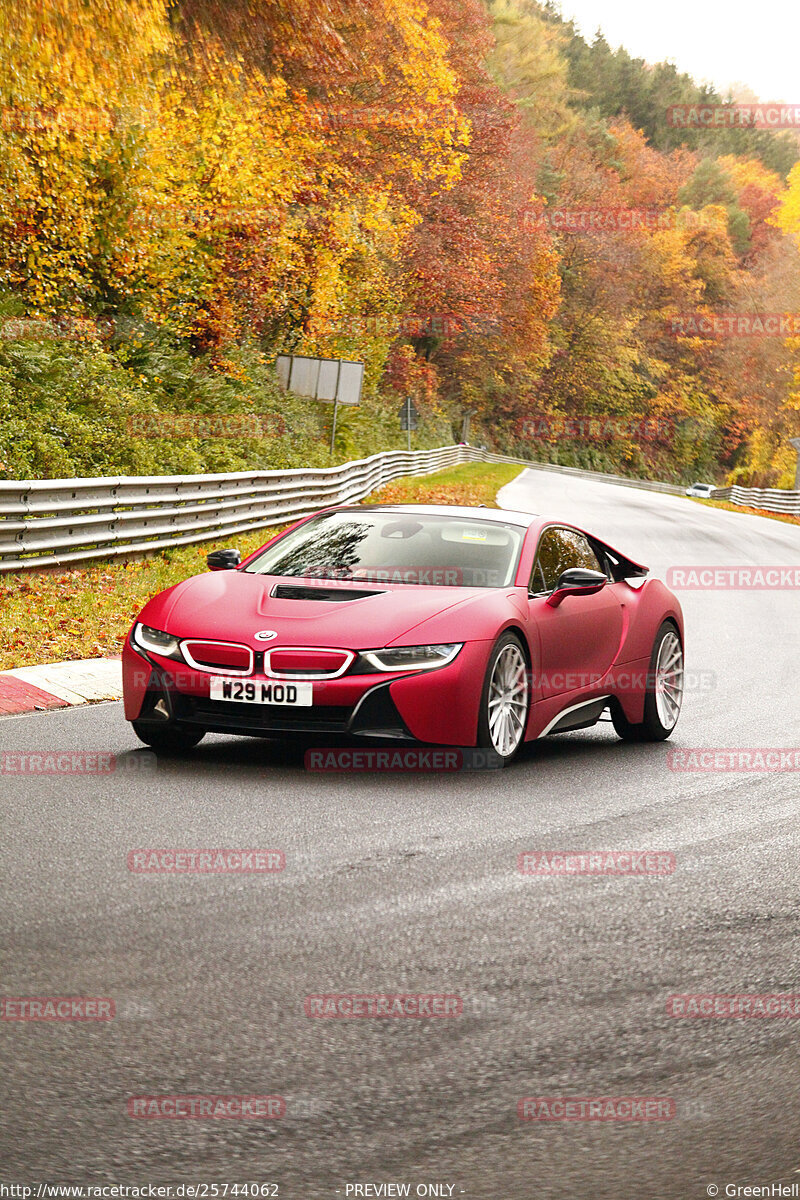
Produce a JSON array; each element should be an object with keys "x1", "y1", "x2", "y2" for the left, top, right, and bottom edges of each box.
[{"x1": 529, "y1": 526, "x2": 624, "y2": 699}]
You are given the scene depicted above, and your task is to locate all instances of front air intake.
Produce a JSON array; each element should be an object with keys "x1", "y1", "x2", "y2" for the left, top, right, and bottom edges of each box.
[
  {"x1": 264, "y1": 647, "x2": 356, "y2": 679},
  {"x1": 271, "y1": 584, "x2": 383, "y2": 602},
  {"x1": 181, "y1": 640, "x2": 253, "y2": 676}
]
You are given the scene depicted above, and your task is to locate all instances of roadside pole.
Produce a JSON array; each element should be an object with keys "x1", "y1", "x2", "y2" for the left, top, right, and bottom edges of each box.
[
  {"x1": 329, "y1": 359, "x2": 342, "y2": 458},
  {"x1": 398, "y1": 397, "x2": 419, "y2": 449},
  {"x1": 791, "y1": 437, "x2": 800, "y2": 490},
  {"x1": 330, "y1": 398, "x2": 339, "y2": 458}
]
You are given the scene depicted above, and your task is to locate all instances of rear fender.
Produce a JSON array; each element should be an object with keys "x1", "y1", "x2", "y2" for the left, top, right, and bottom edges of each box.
[
  {"x1": 616, "y1": 578, "x2": 683, "y2": 664},
  {"x1": 608, "y1": 578, "x2": 684, "y2": 723}
]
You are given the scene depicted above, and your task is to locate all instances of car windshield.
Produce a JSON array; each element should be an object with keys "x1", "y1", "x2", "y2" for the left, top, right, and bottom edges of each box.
[{"x1": 243, "y1": 510, "x2": 525, "y2": 588}]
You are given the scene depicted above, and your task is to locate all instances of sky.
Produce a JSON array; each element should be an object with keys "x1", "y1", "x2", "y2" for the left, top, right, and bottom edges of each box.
[{"x1": 555, "y1": 0, "x2": 800, "y2": 104}]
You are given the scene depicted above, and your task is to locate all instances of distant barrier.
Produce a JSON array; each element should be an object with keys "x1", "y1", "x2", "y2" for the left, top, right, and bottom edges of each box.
[
  {"x1": 6, "y1": 444, "x2": 791, "y2": 573},
  {"x1": 709, "y1": 484, "x2": 800, "y2": 516},
  {"x1": 481, "y1": 452, "x2": 685, "y2": 496}
]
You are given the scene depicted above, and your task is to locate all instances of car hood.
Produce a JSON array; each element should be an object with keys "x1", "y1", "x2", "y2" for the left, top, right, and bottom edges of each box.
[{"x1": 138, "y1": 571, "x2": 519, "y2": 650}]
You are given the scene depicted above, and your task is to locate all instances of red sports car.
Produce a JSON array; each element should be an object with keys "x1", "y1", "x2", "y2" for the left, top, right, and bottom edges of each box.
[{"x1": 123, "y1": 504, "x2": 685, "y2": 764}]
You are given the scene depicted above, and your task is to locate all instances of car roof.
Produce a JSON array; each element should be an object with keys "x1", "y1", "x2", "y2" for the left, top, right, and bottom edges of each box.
[{"x1": 347, "y1": 503, "x2": 538, "y2": 528}]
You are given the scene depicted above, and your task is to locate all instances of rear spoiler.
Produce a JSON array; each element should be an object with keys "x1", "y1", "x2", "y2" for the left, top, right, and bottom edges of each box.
[{"x1": 590, "y1": 536, "x2": 649, "y2": 582}]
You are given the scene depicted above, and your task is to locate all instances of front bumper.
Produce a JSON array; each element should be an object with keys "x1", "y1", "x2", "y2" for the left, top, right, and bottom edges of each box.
[{"x1": 123, "y1": 638, "x2": 490, "y2": 746}]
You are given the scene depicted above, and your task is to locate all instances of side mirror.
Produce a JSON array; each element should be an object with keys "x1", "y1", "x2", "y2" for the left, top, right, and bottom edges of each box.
[
  {"x1": 207, "y1": 548, "x2": 241, "y2": 571},
  {"x1": 546, "y1": 567, "x2": 607, "y2": 608}
]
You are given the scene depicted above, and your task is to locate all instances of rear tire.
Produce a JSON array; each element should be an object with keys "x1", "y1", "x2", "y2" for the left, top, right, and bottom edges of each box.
[
  {"x1": 476, "y1": 632, "x2": 530, "y2": 766},
  {"x1": 131, "y1": 721, "x2": 205, "y2": 753},
  {"x1": 611, "y1": 620, "x2": 683, "y2": 743}
]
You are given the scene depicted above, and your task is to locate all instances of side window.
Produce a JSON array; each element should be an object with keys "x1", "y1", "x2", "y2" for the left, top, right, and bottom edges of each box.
[
  {"x1": 532, "y1": 529, "x2": 568, "y2": 592},
  {"x1": 531, "y1": 528, "x2": 602, "y2": 593},
  {"x1": 561, "y1": 528, "x2": 603, "y2": 573}
]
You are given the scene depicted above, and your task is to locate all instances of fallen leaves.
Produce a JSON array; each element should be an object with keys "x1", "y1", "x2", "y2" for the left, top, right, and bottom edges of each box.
[{"x1": 0, "y1": 464, "x2": 519, "y2": 671}]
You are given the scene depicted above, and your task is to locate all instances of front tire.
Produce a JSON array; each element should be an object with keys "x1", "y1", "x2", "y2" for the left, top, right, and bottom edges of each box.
[
  {"x1": 131, "y1": 721, "x2": 205, "y2": 753},
  {"x1": 611, "y1": 620, "x2": 684, "y2": 742},
  {"x1": 477, "y1": 632, "x2": 530, "y2": 765}
]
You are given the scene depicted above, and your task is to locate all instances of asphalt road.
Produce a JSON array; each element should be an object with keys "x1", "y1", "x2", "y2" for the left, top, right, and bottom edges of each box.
[{"x1": 2, "y1": 469, "x2": 800, "y2": 1199}]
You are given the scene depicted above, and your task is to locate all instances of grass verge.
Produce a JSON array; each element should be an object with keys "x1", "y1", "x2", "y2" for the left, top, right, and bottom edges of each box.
[
  {"x1": 0, "y1": 462, "x2": 522, "y2": 671},
  {"x1": 690, "y1": 496, "x2": 800, "y2": 527}
]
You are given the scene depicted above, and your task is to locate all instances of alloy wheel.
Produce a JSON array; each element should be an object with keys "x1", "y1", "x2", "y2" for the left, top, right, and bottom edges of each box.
[
  {"x1": 487, "y1": 643, "x2": 529, "y2": 757},
  {"x1": 654, "y1": 630, "x2": 684, "y2": 730}
]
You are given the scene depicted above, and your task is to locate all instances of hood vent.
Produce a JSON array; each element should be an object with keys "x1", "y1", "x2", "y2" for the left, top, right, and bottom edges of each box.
[{"x1": 271, "y1": 584, "x2": 384, "y2": 602}]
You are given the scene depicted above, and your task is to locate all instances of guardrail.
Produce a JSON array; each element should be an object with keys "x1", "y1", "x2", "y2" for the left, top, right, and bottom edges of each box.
[
  {"x1": 481, "y1": 452, "x2": 686, "y2": 496},
  {"x1": 0, "y1": 445, "x2": 480, "y2": 572},
  {"x1": 710, "y1": 484, "x2": 800, "y2": 515},
  {"x1": 8, "y1": 445, "x2": 787, "y2": 574}
]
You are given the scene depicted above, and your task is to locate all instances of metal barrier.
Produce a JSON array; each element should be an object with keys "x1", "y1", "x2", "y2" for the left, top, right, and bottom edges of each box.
[
  {"x1": 8, "y1": 444, "x2": 793, "y2": 573},
  {"x1": 709, "y1": 484, "x2": 800, "y2": 515},
  {"x1": 481, "y1": 452, "x2": 685, "y2": 496},
  {"x1": 0, "y1": 446, "x2": 477, "y2": 572}
]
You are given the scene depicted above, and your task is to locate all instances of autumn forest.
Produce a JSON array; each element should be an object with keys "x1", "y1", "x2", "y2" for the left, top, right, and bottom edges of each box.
[{"x1": 2, "y1": 0, "x2": 800, "y2": 486}]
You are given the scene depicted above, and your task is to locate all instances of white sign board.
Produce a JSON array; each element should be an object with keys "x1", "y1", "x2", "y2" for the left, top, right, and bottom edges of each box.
[
  {"x1": 316, "y1": 358, "x2": 341, "y2": 402},
  {"x1": 275, "y1": 355, "x2": 364, "y2": 406}
]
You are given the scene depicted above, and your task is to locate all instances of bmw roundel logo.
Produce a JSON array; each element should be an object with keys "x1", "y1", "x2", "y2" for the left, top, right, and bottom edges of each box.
[{"x1": 254, "y1": 630, "x2": 278, "y2": 642}]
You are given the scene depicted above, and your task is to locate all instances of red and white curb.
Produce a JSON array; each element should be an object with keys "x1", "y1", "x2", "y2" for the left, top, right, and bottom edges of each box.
[{"x1": 0, "y1": 657, "x2": 123, "y2": 717}]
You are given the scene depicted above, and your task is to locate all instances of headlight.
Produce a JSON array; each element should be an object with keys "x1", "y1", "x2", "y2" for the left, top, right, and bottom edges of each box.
[
  {"x1": 361, "y1": 643, "x2": 462, "y2": 672},
  {"x1": 133, "y1": 623, "x2": 183, "y2": 661}
]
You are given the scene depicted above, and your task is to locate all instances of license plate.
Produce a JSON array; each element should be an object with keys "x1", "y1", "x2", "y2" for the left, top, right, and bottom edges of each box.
[{"x1": 209, "y1": 677, "x2": 313, "y2": 706}]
